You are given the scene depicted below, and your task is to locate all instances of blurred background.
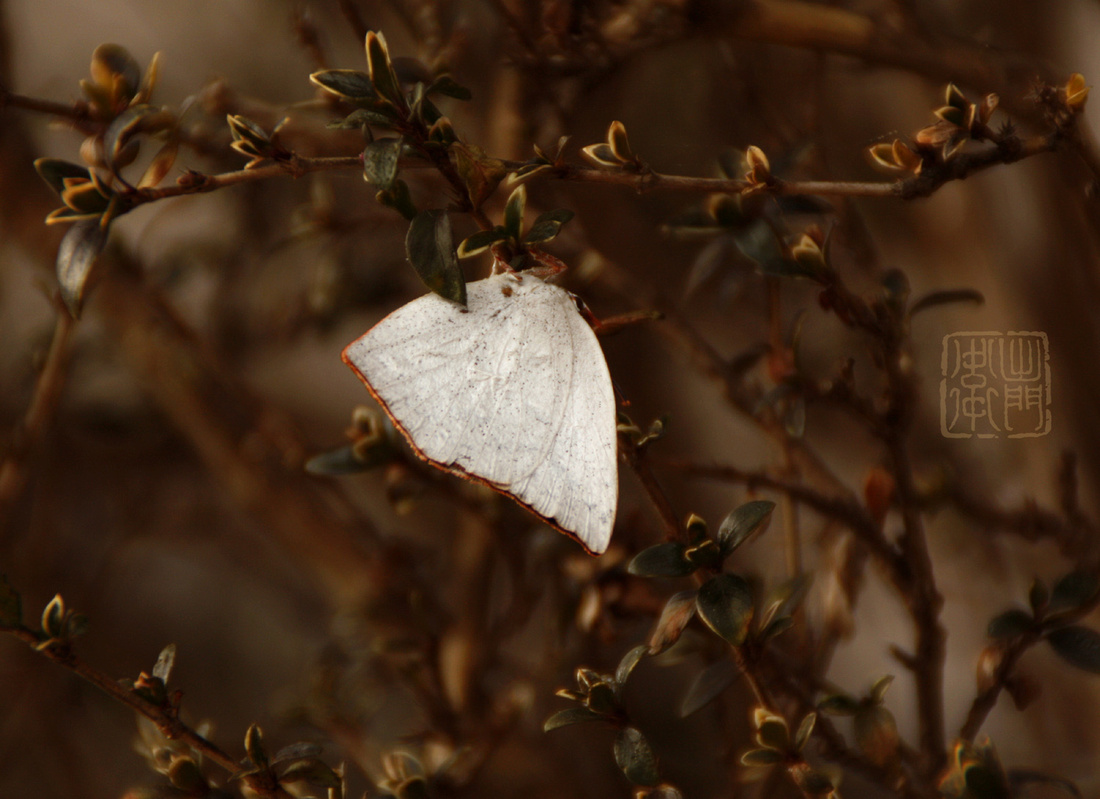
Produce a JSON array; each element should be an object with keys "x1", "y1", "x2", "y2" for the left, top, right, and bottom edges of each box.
[{"x1": 2, "y1": 1, "x2": 1100, "y2": 797}]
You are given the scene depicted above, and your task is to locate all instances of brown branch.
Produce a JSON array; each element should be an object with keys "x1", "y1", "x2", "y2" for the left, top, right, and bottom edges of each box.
[
  {"x1": 337, "y1": 0, "x2": 369, "y2": 43},
  {"x1": 662, "y1": 459, "x2": 898, "y2": 564},
  {"x1": 729, "y1": 0, "x2": 1038, "y2": 99},
  {"x1": 2, "y1": 625, "x2": 293, "y2": 798},
  {"x1": 959, "y1": 585, "x2": 1100, "y2": 742},
  {"x1": 957, "y1": 632, "x2": 1040, "y2": 743},
  {"x1": 936, "y1": 481, "x2": 1097, "y2": 564},
  {"x1": 886, "y1": 431, "x2": 946, "y2": 775},
  {"x1": 0, "y1": 302, "x2": 73, "y2": 543},
  {"x1": 95, "y1": 247, "x2": 392, "y2": 609},
  {"x1": 292, "y1": 4, "x2": 330, "y2": 71},
  {"x1": 135, "y1": 155, "x2": 362, "y2": 202},
  {"x1": 622, "y1": 440, "x2": 682, "y2": 543},
  {"x1": 0, "y1": 87, "x2": 95, "y2": 127}
]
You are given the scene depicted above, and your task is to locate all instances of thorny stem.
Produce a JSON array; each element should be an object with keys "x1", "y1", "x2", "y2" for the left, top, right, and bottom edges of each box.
[{"x1": 2, "y1": 625, "x2": 293, "y2": 798}]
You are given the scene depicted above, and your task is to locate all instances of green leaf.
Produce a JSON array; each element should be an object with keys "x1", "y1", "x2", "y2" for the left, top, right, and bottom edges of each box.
[
  {"x1": 756, "y1": 716, "x2": 790, "y2": 750},
  {"x1": 582, "y1": 142, "x2": 620, "y2": 167},
  {"x1": 426, "y1": 75, "x2": 472, "y2": 101},
  {"x1": 1047, "y1": 625, "x2": 1100, "y2": 674},
  {"x1": 543, "y1": 706, "x2": 604, "y2": 731},
  {"x1": 90, "y1": 43, "x2": 141, "y2": 101},
  {"x1": 854, "y1": 704, "x2": 899, "y2": 765},
  {"x1": 817, "y1": 693, "x2": 860, "y2": 716},
  {"x1": 881, "y1": 268, "x2": 910, "y2": 311},
  {"x1": 245, "y1": 724, "x2": 268, "y2": 769},
  {"x1": 1029, "y1": 578, "x2": 1050, "y2": 613},
  {"x1": 758, "y1": 615, "x2": 794, "y2": 642},
  {"x1": 909, "y1": 288, "x2": 984, "y2": 317},
  {"x1": 327, "y1": 108, "x2": 381, "y2": 130},
  {"x1": 695, "y1": 573, "x2": 754, "y2": 646},
  {"x1": 1050, "y1": 571, "x2": 1100, "y2": 613},
  {"x1": 309, "y1": 69, "x2": 376, "y2": 102},
  {"x1": 365, "y1": 31, "x2": 403, "y2": 107},
  {"x1": 1007, "y1": 769, "x2": 1082, "y2": 798},
  {"x1": 685, "y1": 514, "x2": 708, "y2": 542},
  {"x1": 627, "y1": 542, "x2": 694, "y2": 578},
  {"x1": 0, "y1": 575, "x2": 22, "y2": 626},
  {"x1": 636, "y1": 786, "x2": 683, "y2": 799},
  {"x1": 41, "y1": 594, "x2": 64, "y2": 638},
  {"x1": 167, "y1": 757, "x2": 208, "y2": 793},
  {"x1": 405, "y1": 209, "x2": 466, "y2": 305},
  {"x1": 792, "y1": 766, "x2": 837, "y2": 796},
  {"x1": 60, "y1": 181, "x2": 112, "y2": 215},
  {"x1": 523, "y1": 209, "x2": 574, "y2": 244},
  {"x1": 793, "y1": 712, "x2": 816, "y2": 751},
  {"x1": 987, "y1": 608, "x2": 1034, "y2": 639},
  {"x1": 305, "y1": 441, "x2": 393, "y2": 475},
  {"x1": 684, "y1": 538, "x2": 721, "y2": 569},
  {"x1": 272, "y1": 742, "x2": 324, "y2": 764},
  {"x1": 647, "y1": 589, "x2": 698, "y2": 655},
  {"x1": 65, "y1": 612, "x2": 87, "y2": 641},
  {"x1": 870, "y1": 674, "x2": 894, "y2": 703},
  {"x1": 740, "y1": 748, "x2": 784, "y2": 766},
  {"x1": 363, "y1": 137, "x2": 402, "y2": 190},
  {"x1": 680, "y1": 658, "x2": 737, "y2": 717},
  {"x1": 503, "y1": 185, "x2": 526, "y2": 240},
  {"x1": 456, "y1": 228, "x2": 508, "y2": 258},
  {"x1": 614, "y1": 644, "x2": 648, "y2": 693},
  {"x1": 279, "y1": 759, "x2": 342, "y2": 788},
  {"x1": 584, "y1": 681, "x2": 617, "y2": 714},
  {"x1": 152, "y1": 644, "x2": 176, "y2": 683},
  {"x1": 34, "y1": 158, "x2": 90, "y2": 195},
  {"x1": 607, "y1": 120, "x2": 633, "y2": 161},
  {"x1": 614, "y1": 727, "x2": 659, "y2": 786},
  {"x1": 226, "y1": 114, "x2": 270, "y2": 149},
  {"x1": 138, "y1": 139, "x2": 178, "y2": 189},
  {"x1": 104, "y1": 106, "x2": 172, "y2": 167},
  {"x1": 57, "y1": 218, "x2": 109, "y2": 318},
  {"x1": 964, "y1": 763, "x2": 1012, "y2": 799},
  {"x1": 377, "y1": 178, "x2": 417, "y2": 221},
  {"x1": 716, "y1": 500, "x2": 775, "y2": 554}
]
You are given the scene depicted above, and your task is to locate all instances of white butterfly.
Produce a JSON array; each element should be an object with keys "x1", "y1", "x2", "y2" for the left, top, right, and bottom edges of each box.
[{"x1": 344, "y1": 269, "x2": 618, "y2": 554}]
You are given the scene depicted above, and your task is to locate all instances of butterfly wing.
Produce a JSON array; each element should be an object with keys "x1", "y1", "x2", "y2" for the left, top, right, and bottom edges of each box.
[
  {"x1": 343, "y1": 272, "x2": 617, "y2": 553},
  {"x1": 505, "y1": 279, "x2": 617, "y2": 553}
]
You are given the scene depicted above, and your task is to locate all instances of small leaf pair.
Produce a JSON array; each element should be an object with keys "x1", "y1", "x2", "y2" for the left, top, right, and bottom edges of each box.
[
  {"x1": 456, "y1": 185, "x2": 574, "y2": 259},
  {"x1": 986, "y1": 570, "x2": 1100, "y2": 674},
  {"x1": 581, "y1": 121, "x2": 643, "y2": 170},
  {"x1": 628, "y1": 500, "x2": 776, "y2": 579}
]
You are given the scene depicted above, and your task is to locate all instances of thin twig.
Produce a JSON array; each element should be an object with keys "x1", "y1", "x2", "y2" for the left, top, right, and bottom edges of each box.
[
  {"x1": 957, "y1": 632, "x2": 1039, "y2": 743},
  {"x1": 2, "y1": 625, "x2": 293, "y2": 798},
  {"x1": 623, "y1": 441, "x2": 682, "y2": 542},
  {"x1": 0, "y1": 303, "x2": 74, "y2": 543},
  {"x1": 661, "y1": 459, "x2": 900, "y2": 571},
  {"x1": 337, "y1": 0, "x2": 369, "y2": 43},
  {"x1": 136, "y1": 155, "x2": 362, "y2": 202}
]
